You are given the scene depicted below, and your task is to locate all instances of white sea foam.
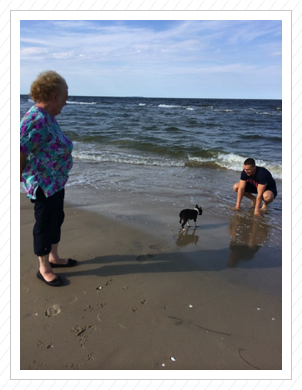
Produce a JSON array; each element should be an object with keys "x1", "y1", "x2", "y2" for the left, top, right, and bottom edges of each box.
[
  {"x1": 67, "y1": 100, "x2": 97, "y2": 105},
  {"x1": 72, "y1": 148, "x2": 282, "y2": 179},
  {"x1": 158, "y1": 104, "x2": 180, "y2": 108},
  {"x1": 158, "y1": 104, "x2": 195, "y2": 111},
  {"x1": 72, "y1": 149, "x2": 184, "y2": 168},
  {"x1": 187, "y1": 153, "x2": 282, "y2": 179}
]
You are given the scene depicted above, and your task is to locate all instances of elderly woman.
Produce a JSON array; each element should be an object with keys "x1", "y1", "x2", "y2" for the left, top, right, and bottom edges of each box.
[{"x1": 20, "y1": 70, "x2": 77, "y2": 286}]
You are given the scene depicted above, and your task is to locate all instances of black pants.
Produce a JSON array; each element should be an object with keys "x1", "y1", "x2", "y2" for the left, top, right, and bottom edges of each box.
[{"x1": 31, "y1": 187, "x2": 65, "y2": 257}]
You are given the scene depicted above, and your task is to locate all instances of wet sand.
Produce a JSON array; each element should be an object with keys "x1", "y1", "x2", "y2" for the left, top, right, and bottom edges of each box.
[{"x1": 20, "y1": 193, "x2": 282, "y2": 372}]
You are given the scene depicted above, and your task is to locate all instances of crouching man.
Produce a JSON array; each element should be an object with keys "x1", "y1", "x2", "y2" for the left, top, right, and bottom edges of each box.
[{"x1": 232, "y1": 158, "x2": 277, "y2": 216}]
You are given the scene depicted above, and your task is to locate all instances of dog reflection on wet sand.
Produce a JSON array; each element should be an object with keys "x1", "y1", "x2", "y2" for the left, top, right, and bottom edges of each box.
[{"x1": 176, "y1": 227, "x2": 199, "y2": 247}]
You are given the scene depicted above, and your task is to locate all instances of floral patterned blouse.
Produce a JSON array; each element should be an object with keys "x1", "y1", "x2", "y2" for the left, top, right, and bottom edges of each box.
[{"x1": 20, "y1": 106, "x2": 73, "y2": 199}]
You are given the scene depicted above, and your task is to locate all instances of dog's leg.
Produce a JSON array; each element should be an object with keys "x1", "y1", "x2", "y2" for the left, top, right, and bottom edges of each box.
[{"x1": 180, "y1": 218, "x2": 184, "y2": 230}]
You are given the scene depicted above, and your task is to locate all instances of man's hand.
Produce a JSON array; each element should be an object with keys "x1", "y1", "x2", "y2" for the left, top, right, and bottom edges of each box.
[
  {"x1": 231, "y1": 206, "x2": 241, "y2": 211},
  {"x1": 254, "y1": 210, "x2": 263, "y2": 217}
]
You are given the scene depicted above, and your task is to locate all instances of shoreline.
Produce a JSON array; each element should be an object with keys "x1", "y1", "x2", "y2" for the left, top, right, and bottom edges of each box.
[{"x1": 20, "y1": 193, "x2": 282, "y2": 371}]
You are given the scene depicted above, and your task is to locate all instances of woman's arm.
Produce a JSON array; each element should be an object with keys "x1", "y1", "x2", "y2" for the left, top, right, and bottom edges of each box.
[{"x1": 20, "y1": 151, "x2": 26, "y2": 182}]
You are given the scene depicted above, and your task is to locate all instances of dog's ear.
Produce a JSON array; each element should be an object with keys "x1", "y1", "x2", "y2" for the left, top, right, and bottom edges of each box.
[{"x1": 195, "y1": 204, "x2": 198, "y2": 208}]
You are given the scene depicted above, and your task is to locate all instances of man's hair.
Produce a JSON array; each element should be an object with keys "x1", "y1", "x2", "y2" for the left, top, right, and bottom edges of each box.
[{"x1": 244, "y1": 158, "x2": 256, "y2": 167}]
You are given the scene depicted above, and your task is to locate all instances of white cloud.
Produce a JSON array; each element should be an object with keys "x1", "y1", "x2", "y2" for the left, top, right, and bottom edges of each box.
[
  {"x1": 52, "y1": 51, "x2": 74, "y2": 60},
  {"x1": 20, "y1": 20, "x2": 282, "y2": 98}
]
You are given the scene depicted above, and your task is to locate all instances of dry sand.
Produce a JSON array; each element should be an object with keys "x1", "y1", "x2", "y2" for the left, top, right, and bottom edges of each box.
[{"x1": 20, "y1": 194, "x2": 282, "y2": 371}]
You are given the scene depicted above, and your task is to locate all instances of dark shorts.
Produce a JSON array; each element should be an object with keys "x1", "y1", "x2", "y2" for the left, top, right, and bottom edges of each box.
[{"x1": 245, "y1": 182, "x2": 277, "y2": 198}]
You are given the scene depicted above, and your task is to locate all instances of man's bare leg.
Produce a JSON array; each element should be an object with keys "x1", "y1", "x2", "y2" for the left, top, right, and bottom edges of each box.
[
  {"x1": 233, "y1": 182, "x2": 257, "y2": 208},
  {"x1": 243, "y1": 192, "x2": 257, "y2": 208},
  {"x1": 261, "y1": 190, "x2": 274, "y2": 211}
]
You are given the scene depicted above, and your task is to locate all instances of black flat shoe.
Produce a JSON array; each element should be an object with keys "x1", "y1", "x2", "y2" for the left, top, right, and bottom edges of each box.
[
  {"x1": 37, "y1": 270, "x2": 62, "y2": 286},
  {"x1": 49, "y1": 258, "x2": 78, "y2": 268}
]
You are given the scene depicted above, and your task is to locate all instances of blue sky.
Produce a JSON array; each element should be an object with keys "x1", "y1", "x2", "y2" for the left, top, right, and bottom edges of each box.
[{"x1": 20, "y1": 19, "x2": 282, "y2": 99}]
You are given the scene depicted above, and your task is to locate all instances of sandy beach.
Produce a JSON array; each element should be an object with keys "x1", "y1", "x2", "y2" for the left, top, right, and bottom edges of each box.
[{"x1": 20, "y1": 191, "x2": 282, "y2": 372}]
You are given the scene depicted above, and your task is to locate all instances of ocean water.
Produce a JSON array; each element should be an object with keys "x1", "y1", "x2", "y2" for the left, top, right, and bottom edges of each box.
[{"x1": 20, "y1": 95, "x2": 282, "y2": 246}]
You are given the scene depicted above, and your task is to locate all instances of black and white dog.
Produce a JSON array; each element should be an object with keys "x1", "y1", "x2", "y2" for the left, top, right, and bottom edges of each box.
[{"x1": 179, "y1": 205, "x2": 203, "y2": 229}]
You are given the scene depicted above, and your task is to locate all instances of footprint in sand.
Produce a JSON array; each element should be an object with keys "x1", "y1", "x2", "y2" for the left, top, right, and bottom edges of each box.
[
  {"x1": 149, "y1": 244, "x2": 165, "y2": 252},
  {"x1": 67, "y1": 296, "x2": 78, "y2": 304},
  {"x1": 45, "y1": 304, "x2": 61, "y2": 317}
]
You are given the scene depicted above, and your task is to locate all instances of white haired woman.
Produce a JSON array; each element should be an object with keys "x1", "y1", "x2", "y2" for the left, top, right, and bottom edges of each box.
[{"x1": 20, "y1": 71, "x2": 77, "y2": 286}]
